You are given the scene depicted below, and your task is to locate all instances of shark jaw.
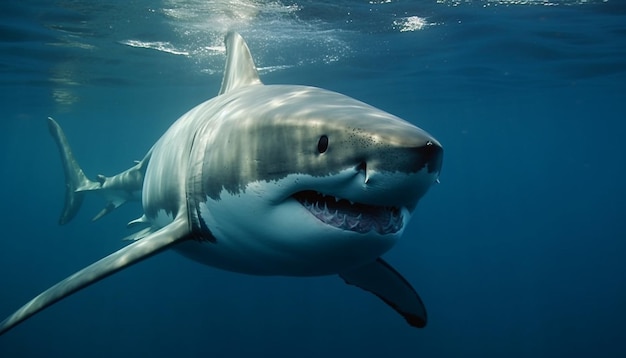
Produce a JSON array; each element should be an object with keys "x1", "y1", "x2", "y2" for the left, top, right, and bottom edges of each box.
[
  {"x1": 292, "y1": 190, "x2": 403, "y2": 235},
  {"x1": 189, "y1": 168, "x2": 415, "y2": 276}
]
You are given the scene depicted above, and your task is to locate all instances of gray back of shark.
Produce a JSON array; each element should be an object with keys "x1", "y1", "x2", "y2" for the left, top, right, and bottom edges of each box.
[{"x1": 0, "y1": 32, "x2": 442, "y2": 336}]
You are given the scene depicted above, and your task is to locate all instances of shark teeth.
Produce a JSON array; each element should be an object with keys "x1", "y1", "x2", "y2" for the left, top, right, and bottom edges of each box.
[{"x1": 292, "y1": 191, "x2": 403, "y2": 235}]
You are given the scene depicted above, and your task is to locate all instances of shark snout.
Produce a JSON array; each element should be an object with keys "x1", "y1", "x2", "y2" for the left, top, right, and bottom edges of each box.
[
  {"x1": 347, "y1": 132, "x2": 442, "y2": 209},
  {"x1": 356, "y1": 139, "x2": 442, "y2": 181},
  {"x1": 359, "y1": 135, "x2": 443, "y2": 177},
  {"x1": 416, "y1": 140, "x2": 443, "y2": 175}
]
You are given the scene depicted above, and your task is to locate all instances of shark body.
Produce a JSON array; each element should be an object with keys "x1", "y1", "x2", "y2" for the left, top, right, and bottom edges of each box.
[{"x1": 0, "y1": 32, "x2": 442, "y2": 335}]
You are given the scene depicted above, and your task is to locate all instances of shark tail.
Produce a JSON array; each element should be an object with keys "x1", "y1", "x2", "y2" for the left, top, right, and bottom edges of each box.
[{"x1": 48, "y1": 117, "x2": 101, "y2": 225}]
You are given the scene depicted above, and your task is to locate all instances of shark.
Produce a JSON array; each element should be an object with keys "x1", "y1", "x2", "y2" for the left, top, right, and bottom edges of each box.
[{"x1": 0, "y1": 32, "x2": 443, "y2": 335}]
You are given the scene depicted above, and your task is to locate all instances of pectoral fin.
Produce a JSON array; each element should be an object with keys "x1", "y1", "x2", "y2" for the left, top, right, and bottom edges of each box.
[
  {"x1": 0, "y1": 218, "x2": 190, "y2": 335},
  {"x1": 340, "y1": 258, "x2": 427, "y2": 328}
]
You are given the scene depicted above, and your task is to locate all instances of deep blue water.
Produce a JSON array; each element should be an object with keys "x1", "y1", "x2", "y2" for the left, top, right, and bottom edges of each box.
[{"x1": 1, "y1": 0, "x2": 625, "y2": 357}]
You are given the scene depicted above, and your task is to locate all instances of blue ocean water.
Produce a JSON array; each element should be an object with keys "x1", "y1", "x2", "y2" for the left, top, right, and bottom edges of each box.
[{"x1": 1, "y1": 0, "x2": 625, "y2": 357}]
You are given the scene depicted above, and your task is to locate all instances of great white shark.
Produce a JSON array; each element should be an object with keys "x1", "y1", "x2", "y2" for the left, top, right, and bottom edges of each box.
[{"x1": 0, "y1": 32, "x2": 442, "y2": 335}]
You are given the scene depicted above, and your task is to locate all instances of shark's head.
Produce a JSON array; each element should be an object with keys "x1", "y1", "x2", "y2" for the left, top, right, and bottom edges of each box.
[
  {"x1": 188, "y1": 85, "x2": 442, "y2": 275},
  {"x1": 183, "y1": 33, "x2": 443, "y2": 276}
]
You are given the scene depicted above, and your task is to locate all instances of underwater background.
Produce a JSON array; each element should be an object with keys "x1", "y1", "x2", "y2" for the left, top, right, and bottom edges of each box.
[{"x1": 1, "y1": 0, "x2": 624, "y2": 357}]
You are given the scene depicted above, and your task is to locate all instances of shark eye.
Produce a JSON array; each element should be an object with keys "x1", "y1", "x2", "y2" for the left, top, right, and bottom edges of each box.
[{"x1": 317, "y1": 135, "x2": 329, "y2": 154}]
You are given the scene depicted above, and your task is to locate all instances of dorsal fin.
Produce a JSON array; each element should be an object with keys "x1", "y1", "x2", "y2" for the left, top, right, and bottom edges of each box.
[{"x1": 218, "y1": 32, "x2": 262, "y2": 95}]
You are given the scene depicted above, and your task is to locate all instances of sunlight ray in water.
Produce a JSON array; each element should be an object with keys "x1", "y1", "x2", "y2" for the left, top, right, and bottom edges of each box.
[
  {"x1": 119, "y1": 40, "x2": 190, "y2": 56},
  {"x1": 156, "y1": 0, "x2": 351, "y2": 69},
  {"x1": 392, "y1": 16, "x2": 431, "y2": 32}
]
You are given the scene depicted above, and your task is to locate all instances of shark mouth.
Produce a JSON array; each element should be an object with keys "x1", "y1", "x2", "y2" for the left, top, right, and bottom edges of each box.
[{"x1": 293, "y1": 190, "x2": 403, "y2": 235}]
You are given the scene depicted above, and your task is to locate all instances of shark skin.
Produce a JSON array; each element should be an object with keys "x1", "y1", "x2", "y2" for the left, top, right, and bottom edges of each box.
[{"x1": 0, "y1": 32, "x2": 443, "y2": 335}]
